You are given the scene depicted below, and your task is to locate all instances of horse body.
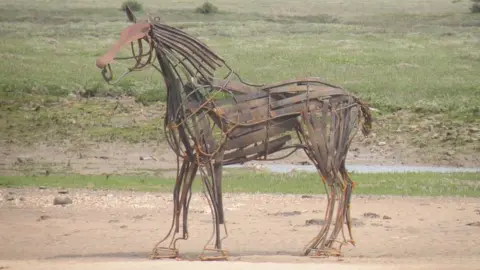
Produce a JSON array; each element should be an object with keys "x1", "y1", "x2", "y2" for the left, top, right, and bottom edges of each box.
[{"x1": 96, "y1": 7, "x2": 372, "y2": 260}]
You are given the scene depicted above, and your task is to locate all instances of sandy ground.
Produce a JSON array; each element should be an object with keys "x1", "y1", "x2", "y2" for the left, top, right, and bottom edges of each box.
[
  {"x1": 1, "y1": 260, "x2": 479, "y2": 270},
  {"x1": 1, "y1": 188, "x2": 480, "y2": 269}
]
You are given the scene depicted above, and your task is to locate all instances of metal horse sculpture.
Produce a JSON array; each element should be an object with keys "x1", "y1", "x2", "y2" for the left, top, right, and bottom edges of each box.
[{"x1": 95, "y1": 7, "x2": 372, "y2": 261}]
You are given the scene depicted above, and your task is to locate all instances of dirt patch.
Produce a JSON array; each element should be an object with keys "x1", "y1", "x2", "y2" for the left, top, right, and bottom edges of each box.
[{"x1": 0, "y1": 188, "x2": 479, "y2": 265}]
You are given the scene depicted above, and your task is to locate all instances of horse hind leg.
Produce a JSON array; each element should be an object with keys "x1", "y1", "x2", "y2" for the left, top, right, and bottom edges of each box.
[
  {"x1": 340, "y1": 162, "x2": 355, "y2": 244},
  {"x1": 299, "y1": 99, "x2": 359, "y2": 257},
  {"x1": 315, "y1": 170, "x2": 354, "y2": 257},
  {"x1": 302, "y1": 179, "x2": 339, "y2": 257}
]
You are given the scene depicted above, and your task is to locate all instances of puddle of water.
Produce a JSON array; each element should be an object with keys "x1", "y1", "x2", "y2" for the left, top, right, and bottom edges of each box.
[{"x1": 225, "y1": 164, "x2": 480, "y2": 174}]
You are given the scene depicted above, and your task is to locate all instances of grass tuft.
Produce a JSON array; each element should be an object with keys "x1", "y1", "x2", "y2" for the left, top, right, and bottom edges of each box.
[
  {"x1": 471, "y1": 3, "x2": 480, "y2": 12},
  {"x1": 0, "y1": 170, "x2": 479, "y2": 197},
  {"x1": 120, "y1": 0, "x2": 143, "y2": 12},
  {"x1": 195, "y1": 2, "x2": 219, "y2": 14}
]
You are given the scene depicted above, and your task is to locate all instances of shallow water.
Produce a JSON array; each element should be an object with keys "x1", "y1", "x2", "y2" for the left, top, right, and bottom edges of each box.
[{"x1": 226, "y1": 164, "x2": 480, "y2": 174}]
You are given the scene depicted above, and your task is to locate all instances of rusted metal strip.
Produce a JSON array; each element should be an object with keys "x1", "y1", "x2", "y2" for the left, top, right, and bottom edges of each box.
[
  {"x1": 227, "y1": 120, "x2": 267, "y2": 138},
  {"x1": 153, "y1": 23, "x2": 224, "y2": 68},
  {"x1": 232, "y1": 100, "x2": 317, "y2": 124},
  {"x1": 155, "y1": 31, "x2": 219, "y2": 77},
  {"x1": 265, "y1": 84, "x2": 306, "y2": 94},
  {"x1": 266, "y1": 84, "x2": 344, "y2": 95},
  {"x1": 216, "y1": 96, "x2": 269, "y2": 116},
  {"x1": 223, "y1": 91, "x2": 330, "y2": 124},
  {"x1": 224, "y1": 117, "x2": 298, "y2": 150},
  {"x1": 261, "y1": 77, "x2": 327, "y2": 90},
  {"x1": 153, "y1": 34, "x2": 214, "y2": 78},
  {"x1": 152, "y1": 22, "x2": 225, "y2": 67},
  {"x1": 270, "y1": 87, "x2": 345, "y2": 109},
  {"x1": 223, "y1": 135, "x2": 291, "y2": 161},
  {"x1": 308, "y1": 114, "x2": 329, "y2": 167},
  {"x1": 222, "y1": 138, "x2": 291, "y2": 165},
  {"x1": 211, "y1": 78, "x2": 257, "y2": 95},
  {"x1": 154, "y1": 29, "x2": 220, "y2": 70},
  {"x1": 301, "y1": 113, "x2": 327, "y2": 178}
]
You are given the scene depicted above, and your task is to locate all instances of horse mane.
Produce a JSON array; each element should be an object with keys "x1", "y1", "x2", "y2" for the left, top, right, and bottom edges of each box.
[{"x1": 150, "y1": 20, "x2": 228, "y2": 86}]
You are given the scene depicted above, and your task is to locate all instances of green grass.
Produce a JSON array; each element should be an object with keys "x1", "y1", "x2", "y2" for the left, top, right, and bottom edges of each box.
[
  {"x1": 0, "y1": 0, "x2": 479, "y2": 144},
  {"x1": 0, "y1": 95, "x2": 165, "y2": 144},
  {"x1": 1, "y1": 170, "x2": 479, "y2": 197}
]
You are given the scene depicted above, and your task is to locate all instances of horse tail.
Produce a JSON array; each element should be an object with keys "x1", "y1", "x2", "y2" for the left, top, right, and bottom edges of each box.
[{"x1": 355, "y1": 97, "x2": 372, "y2": 137}]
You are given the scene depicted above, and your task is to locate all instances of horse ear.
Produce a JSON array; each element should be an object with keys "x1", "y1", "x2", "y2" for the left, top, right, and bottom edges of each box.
[{"x1": 125, "y1": 5, "x2": 136, "y2": 23}]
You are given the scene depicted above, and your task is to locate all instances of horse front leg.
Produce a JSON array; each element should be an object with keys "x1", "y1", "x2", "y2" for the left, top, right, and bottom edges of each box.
[
  {"x1": 199, "y1": 153, "x2": 229, "y2": 261},
  {"x1": 150, "y1": 157, "x2": 196, "y2": 259}
]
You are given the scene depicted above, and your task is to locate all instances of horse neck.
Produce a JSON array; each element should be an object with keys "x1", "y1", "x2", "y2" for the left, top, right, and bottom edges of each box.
[{"x1": 157, "y1": 50, "x2": 210, "y2": 125}]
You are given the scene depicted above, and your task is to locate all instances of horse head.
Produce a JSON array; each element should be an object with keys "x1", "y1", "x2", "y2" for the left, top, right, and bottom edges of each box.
[{"x1": 95, "y1": 6, "x2": 154, "y2": 82}]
